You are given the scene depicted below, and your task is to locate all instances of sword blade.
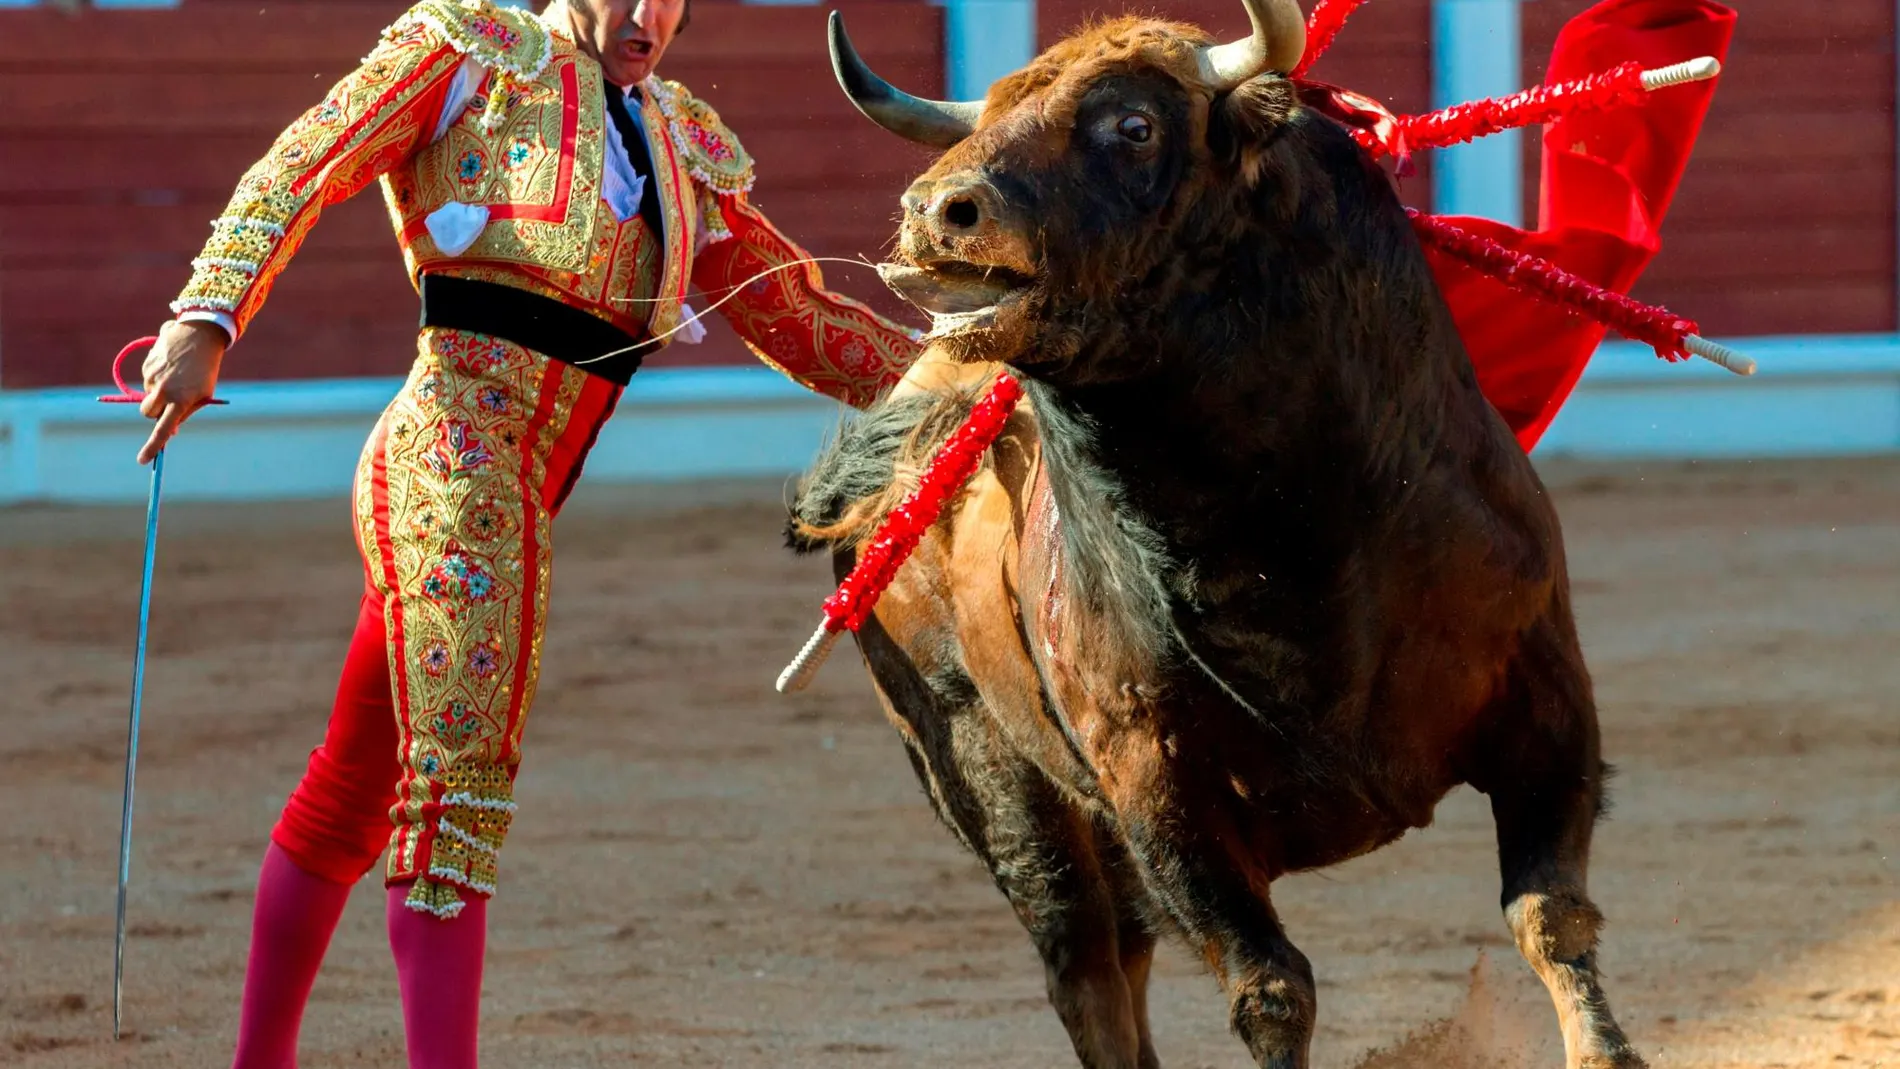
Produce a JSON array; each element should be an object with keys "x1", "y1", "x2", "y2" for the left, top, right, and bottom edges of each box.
[{"x1": 113, "y1": 448, "x2": 164, "y2": 1041}]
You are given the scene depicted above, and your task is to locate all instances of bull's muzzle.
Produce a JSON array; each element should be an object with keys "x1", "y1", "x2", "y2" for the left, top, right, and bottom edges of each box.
[
  {"x1": 883, "y1": 175, "x2": 1036, "y2": 338},
  {"x1": 903, "y1": 177, "x2": 1003, "y2": 245}
]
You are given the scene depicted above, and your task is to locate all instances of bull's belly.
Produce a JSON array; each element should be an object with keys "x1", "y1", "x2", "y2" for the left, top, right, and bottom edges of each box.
[{"x1": 1248, "y1": 780, "x2": 1453, "y2": 876}]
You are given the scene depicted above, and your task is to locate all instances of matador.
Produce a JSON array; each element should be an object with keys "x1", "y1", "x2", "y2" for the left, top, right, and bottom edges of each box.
[{"x1": 131, "y1": 1, "x2": 921, "y2": 1064}]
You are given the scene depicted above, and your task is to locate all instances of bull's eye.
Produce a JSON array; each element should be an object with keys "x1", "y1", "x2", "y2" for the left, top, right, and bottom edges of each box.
[{"x1": 1117, "y1": 114, "x2": 1154, "y2": 144}]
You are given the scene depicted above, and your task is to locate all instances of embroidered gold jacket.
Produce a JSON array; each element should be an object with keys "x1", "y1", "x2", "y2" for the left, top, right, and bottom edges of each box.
[{"x1": 171, "y1": 0, "x2": 921, "y2": 408}]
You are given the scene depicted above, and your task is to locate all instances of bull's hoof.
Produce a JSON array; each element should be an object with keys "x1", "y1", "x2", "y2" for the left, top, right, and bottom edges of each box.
[{"x1": 1229, "y1": 984, "x2": 1312, "y2": 1069}]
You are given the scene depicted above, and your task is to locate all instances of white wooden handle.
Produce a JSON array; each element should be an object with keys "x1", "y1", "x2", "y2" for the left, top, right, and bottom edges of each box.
[
  {"x1": 776, "y1": 623, "x2": 844, "y2": 694},
  {"x1": 1641, "y1": 56, "x2": 1721, "y2": 91},
  {"x1": 1685, "y1": 334, "x2": 1756, "y2": 376}
]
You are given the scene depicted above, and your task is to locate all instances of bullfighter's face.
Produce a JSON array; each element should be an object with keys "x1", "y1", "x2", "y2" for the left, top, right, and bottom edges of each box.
[
  {"x1": 829, "y1": 1, "x2": 1308, "y2": 375},
  {"x1": 562, "y1": 0, "x2": 687, "y2": 87}
]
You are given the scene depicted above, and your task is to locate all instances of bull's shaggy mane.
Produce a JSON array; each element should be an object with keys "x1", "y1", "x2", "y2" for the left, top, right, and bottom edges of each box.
[{"x1": 785, "y1": 383, "x2": 987, "y2": 554}]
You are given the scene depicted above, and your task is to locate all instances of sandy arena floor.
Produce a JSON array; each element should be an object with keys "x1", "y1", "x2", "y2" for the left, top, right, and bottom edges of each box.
[{"x1": 0, "y1": 456, "x2": 1895, "y2": 1068}]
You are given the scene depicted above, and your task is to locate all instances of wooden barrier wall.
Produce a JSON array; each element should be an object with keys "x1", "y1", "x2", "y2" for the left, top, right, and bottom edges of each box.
[
  {"x1": 0, "y1": 0, "x2": 943, "y2": 388},
  {"x1": 1523, "y1": 0, "x2": 1898, "y2": 337},
  {"x1": 1, "y1": 0, "x2": 1892, "y2": 388}
]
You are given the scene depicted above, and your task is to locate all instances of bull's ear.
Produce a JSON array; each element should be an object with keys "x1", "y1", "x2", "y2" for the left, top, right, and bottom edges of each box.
[{"x1": 1213, "y1": 74, "x2": 1297, "y2": 185}]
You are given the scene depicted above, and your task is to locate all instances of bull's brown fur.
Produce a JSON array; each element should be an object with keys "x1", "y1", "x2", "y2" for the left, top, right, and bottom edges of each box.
[{"x1": 793, "y1": 13, "x2": 1647, "y2": 1069}]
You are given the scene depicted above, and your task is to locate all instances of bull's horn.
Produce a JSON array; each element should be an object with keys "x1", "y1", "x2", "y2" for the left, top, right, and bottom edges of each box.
[
  {"x1": 1195, "y1": 0, "x2": 1308, "y2": 89},
  {"x1": 829, "y1": 11, "x2": 983, "y2": 148}
]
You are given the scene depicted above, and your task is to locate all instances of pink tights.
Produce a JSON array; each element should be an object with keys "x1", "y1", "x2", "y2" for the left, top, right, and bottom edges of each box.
[{"x1": 229, "y1": 844, "x2": 486, "y2": 1069}]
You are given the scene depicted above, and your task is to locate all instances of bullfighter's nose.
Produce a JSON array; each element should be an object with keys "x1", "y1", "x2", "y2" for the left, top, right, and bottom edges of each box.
[{"x1": 904, "y1": 178, "x2": 998, "y2": 240}]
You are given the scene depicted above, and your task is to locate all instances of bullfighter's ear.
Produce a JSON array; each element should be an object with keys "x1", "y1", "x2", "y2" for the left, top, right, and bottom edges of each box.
[{"x1": 1213, "y1": 74, "x2": 1297, "y2": 185}]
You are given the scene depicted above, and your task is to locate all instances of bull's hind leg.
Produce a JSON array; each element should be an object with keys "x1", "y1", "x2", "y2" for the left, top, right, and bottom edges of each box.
[
  {"x1": 1476, "y1": 622, "x2": 1645, "y2": 1069},
  {"x1": 856, "y1": 617, "x2": 1158, "y2": 1069}
]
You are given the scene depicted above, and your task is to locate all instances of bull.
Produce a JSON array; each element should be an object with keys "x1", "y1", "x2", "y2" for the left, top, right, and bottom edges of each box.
[{"x1": 789, "y1": 2, "x2": 1646, "y2": 1066}]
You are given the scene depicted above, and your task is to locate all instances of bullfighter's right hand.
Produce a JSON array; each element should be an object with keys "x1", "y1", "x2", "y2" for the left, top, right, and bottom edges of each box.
[{"x1": 137, "y1": 319, "x2": 228, "y2": 465}]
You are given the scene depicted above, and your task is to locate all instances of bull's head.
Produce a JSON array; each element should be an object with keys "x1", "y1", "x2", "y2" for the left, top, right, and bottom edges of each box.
[{"x1": 834, "y1": 0, "x2": 1347, "y2": 380}]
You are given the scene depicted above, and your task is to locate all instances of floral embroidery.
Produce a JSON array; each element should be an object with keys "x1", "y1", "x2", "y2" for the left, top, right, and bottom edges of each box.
[
  {"x1": 651, "y1": 80, "x2": 754, "y2": 195},
  {"x1": 391, "y1": 1, "x2": 553, "y2": 84},
  {"x1": 422, "y1": 548, "x2": 497, "y2": 607},
  {"x1": 477, "y1": 386, "x2": 509, "y2": 413},
  {"x1": 171, "y1": 16, "x2": 467, "y2": 331},
  {"x1": 468, "y1": 16, "x2": 522, "y2": 50},
  {"x1": 687, "y1": 122, "x2": 735, "y2": 163},
  {"x1": 839, "y1": 337, "x2": 876, "y2": 377},
  {"x1": 447, "y1": 339, "x2": 507, "y2": 377},
  {"x1": 377, "y1": 330, "x2": 594, "y2": 915},
  {"x1": 457, "y1": 150, "x2": 487, "y2": 183},
  {"x1": 431, "y1": 701, "x2": 488, "y2": 748},
  {"x1": 426, "y1": 421, "x2": 495, "y2": 479},
  {"x1": 505, "y1": 138, "x2": 534, "y2": 170},
  {"x1": 464, "y1": 497, "x2": 510, "y2": 543},
  {"x1": 691, "y1": 195, "x2": 924, "y2": 408},
  {"x1": 409, "y1": 503, "x2": 444, "y2": 541}
]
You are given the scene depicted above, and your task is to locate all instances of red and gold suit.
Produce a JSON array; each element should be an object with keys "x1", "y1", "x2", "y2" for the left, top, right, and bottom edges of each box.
[{"x1": 170, "y1": 0, "x2": 921, "y2": 918}]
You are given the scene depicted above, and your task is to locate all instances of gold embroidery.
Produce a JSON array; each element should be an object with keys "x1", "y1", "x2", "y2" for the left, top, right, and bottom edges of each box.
[
  {"x1": 393, "y1": 0, "x2": 554, "y2": 81},
  {"x1": 371, "y1": 327, "x2": 588, "y2": 915},
  {"x1": 691, "y1": 194, "x2": 924, "y2": 409},
  {"x1": 651, "y1": 79, "x2": 755, "y2": 197},
  {"x1": 405, "y1": 761, "x2": 516, "y2": 917},
  {"x1": 635, "y1": 80, "x2": 696, "y2": 342},
  {"x1": 172, "y1": 19, "x2": 463, "y2": 331},
  {"x1": 384, "y1": 47, "x2": 606, "y2": 277}
]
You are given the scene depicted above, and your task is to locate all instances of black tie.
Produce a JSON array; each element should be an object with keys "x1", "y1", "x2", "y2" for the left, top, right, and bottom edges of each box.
[{"x1": 603, "y1": 84, "x2": 666, "y2": 249}]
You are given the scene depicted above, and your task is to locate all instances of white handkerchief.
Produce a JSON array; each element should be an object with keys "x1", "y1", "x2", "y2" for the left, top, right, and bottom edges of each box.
[
  {"x1": 675, "y1": 302, "x2": 707, "y2": 345},
  {"x1": 424, "y1": 201, "x2": 490, "y2": 255}
]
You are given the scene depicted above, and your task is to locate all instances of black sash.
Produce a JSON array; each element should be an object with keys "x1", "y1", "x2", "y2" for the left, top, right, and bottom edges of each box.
[{"x1": 418, "y1": 274, "x2": 655, "y2": 386}]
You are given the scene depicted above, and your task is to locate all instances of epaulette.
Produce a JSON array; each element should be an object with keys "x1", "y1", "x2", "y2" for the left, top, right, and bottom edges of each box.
[
  {"x1": 383, "y1": 0, "x2": 555, "y2": 82},
  {"x1": 651, "y1": 79, "x2": 756, "y2": 197}
]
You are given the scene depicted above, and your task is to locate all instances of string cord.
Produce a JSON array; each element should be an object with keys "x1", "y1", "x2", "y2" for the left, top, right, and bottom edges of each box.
[{"x1": 576, "y1": 255, "x2": 893, "y2": 365}]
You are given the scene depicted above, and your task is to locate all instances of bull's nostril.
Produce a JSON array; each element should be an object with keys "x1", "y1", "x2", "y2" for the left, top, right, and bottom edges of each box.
[{"x1": 942, "y1": 197, "x2": 981, "y2": 230}]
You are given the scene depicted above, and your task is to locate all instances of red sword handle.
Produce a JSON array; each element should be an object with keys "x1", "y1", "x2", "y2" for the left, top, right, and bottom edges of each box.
[{"x1": 96, "y1": 336, "x2": 230, "y2": 407}]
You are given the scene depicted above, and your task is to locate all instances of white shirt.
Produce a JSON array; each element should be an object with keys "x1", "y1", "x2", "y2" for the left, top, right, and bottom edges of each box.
[{"x1": 184, "y1": 7, "x2": 706, "y2": 346}]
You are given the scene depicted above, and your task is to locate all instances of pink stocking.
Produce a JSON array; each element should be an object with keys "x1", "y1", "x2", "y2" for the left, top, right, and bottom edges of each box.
[
  {"x1": 230, "y1": 843, "x2": 354, "y2": 1069},
  {"x1": 387, "y1": 883, "x2": 487, "y2": 1069}
]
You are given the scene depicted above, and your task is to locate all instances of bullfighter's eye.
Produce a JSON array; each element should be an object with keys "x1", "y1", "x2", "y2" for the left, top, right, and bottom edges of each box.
[{"x1": 1117, "y1": 114, "x2": 1153, "y2": 144}]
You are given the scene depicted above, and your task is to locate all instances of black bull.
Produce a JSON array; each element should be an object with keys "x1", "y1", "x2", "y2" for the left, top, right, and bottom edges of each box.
[{"x1": 788, "y1": 4, "x2": 1649, "y2": 1067}]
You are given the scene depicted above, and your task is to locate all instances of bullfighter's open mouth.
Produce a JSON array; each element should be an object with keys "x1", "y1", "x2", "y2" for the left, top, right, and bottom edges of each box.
[{"x1": 878, "y1": 261, "x2": 1034, "y2": 339}]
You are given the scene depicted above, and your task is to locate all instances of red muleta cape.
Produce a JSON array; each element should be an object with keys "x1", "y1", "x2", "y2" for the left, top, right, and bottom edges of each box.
[{"x1": 1429, "y1": 0, "x2": 1736, "y2": 452}]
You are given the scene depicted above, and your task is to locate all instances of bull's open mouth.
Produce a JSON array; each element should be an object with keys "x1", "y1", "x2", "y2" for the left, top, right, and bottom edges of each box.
[{"x1": 878, "y1": 262, "x2": 1034, "y2": 338}]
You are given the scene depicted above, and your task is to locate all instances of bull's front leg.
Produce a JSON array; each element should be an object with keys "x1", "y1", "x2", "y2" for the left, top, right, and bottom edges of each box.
[{"x1": 1092, "y1": 728, "x2": 1315, "y2": 1069}]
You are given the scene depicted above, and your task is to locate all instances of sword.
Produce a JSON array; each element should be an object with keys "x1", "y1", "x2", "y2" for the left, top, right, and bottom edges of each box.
[
  {"x1": 97, "y1": 337, "x2": 226, "y2": 1039},
  {"x1": 111, "y1": 448, "x2": 163, "y2": 1040}
]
